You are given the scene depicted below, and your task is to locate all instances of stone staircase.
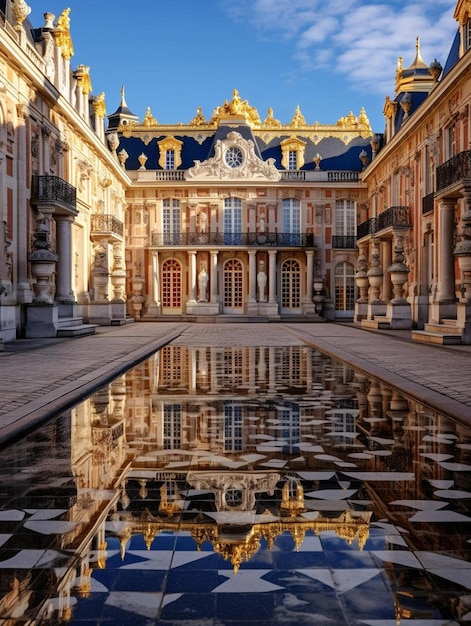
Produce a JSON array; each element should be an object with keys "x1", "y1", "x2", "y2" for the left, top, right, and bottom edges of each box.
[
  {"x1": 411, "y1": 318, "x2": 463, "y2": 345},
  {"x1": 56, "y1": 316, "x2": 98, "y2": 338},
  {"x1": 361, "y1": 316, "x2": 392, "y2": 330}
]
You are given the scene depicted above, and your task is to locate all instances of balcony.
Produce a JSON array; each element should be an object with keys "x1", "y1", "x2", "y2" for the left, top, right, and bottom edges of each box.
[
  {"x1": 357, "y1": 205, "x2": 411, "y2": 240},
  {"x1": 331, "y1": 235, "x2": 357, "y2": 249},
  {"x1": 422, "y1": 192, "x2": 435, "y2": 215},
  {"x1": 150, "y1": 232, "x2": 315, "y2": 248},
  {"x1": 436, "y1": 150, "x2": 471, "y2": 192},
  {"x1": 31, "y1": 175, "x2": 77, "y2": 215},
  {"x1": 91, "y1": 214, "x2": 124, "y2": 240}
]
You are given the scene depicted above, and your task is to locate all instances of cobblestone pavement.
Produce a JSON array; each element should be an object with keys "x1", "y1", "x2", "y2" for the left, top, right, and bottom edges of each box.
[{"x1": 0, "y1": 321, "x2": 470, "y2": 445}]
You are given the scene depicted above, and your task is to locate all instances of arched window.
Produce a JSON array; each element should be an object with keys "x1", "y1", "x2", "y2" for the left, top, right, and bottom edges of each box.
[
  {"x1": 161, "y1": 259, "x2": 182, "y2": 312},
  {"x1": 281, "y1": 259, "x2": 301, "y2": 310},
  {"x1": 223, "y1": 259, "x2": 243, "y2": 311}
]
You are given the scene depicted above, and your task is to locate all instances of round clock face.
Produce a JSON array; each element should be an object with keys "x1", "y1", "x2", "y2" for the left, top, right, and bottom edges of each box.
[{"x1": 224, "y1": 146, "x2": 243, "y2": 168}]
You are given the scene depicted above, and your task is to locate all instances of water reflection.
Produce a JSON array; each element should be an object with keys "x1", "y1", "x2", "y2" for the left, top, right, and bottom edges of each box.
[{"x1": 0, "y1": 345, "x2": 470, "y2": 624}]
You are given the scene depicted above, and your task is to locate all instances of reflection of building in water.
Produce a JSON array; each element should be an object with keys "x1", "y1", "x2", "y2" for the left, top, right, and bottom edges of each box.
[
  {"x1": 108, "y1": 472, "x2": 372, "y2": 573},
  {"x1": 1, "y1": 343, "x2": 471, "y2": 623}
]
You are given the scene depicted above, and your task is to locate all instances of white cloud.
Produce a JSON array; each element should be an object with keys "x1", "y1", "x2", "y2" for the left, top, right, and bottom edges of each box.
[{"x1": 224, "y1": 0, "x2": 458, "y2": 96}]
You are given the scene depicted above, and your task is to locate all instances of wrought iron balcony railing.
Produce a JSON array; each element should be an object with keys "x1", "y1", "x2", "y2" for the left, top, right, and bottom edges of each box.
[
  {"x1": 31, "y1": 175, "x2": 77, "y2": 214},
  {"x1": 151, "y1": 232, "x2": 315, "y2": 247},
  {"x1": 436, "y1": 150, "x2": 471, "y2": 191},
  {"x1": 422, "y1": 192, "x2": 435, "y2": 215},
  {"x1": 357, "y1": 205, "x2": 411, "y2": 239},
  {"x1": 331, "y1": 235, "x2": 357, "y2": 249},
  {"x1": 91, "y1": 214, "x2": 124, "y2": 238}
]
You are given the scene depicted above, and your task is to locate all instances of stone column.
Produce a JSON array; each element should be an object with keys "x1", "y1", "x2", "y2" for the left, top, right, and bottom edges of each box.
[
  {"x1": 16, "y1": 104, "x2": 32, "y2": 302},
  {"x1": 438, "y1": 199, "x2": 456, "y2": 301},
  {"x1": 381, "y1": 239, "x2": 393, "y2": 302},
  {"x1": 305, "y1": 250, "x2": 314, "y2": 302},
  {"x1": 143, "y1": 250, "x2": 160, "y2": 318},
  {"x1": 268, "y1": 249, "x2": 277, "y2": 304},
  {"x1": 152, "y1": 251, "x2": 160, "y2": 306},
  {"x1": 188, "y1": 250, "x2": 197, "y2": 302},
  {"x1": 55, "y1": 215, "x2": 75, "y2": 302},
  {"x1": 248, "y1": 250, "x2": 256, "y2": 302},
  {"x1": 210, "y1": 250, "x2": 218, "y2": 303}
]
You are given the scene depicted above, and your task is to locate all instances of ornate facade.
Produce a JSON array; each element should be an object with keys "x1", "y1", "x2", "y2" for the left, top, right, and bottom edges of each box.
[
  {"x1": 113, "y1": 89, "x2": 372, "y2": 322},
  {"x1": 357, "y1": 0, "x2": 471, "y2": 344},
  {"x1": 0, "y1": 2, "x2": 129, "y2": 341},
  {"x1": 2, "y1": 1, "x2": 471, "y2": 340}
]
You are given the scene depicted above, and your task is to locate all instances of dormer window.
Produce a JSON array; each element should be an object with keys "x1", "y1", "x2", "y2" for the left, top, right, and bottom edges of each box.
[
  {"x1": 281, "y1": 137, "x2": 306, "y2": 170},
  {"x1": 288, "y1": 150, "x2": 297, "y2": 171},
  {"x1": 165, "y1": 149, "x2": 175, "y2": 170},
  {"x1": 158, "y1": 137, "x2": 183, "y2": 170}
]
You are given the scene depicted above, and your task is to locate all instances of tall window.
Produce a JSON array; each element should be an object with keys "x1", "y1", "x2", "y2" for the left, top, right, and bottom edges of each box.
[
  {"x1": 224, "y1": 403, "x2": 243, "y2": 451},
  {"x1": 223, "y1": 259, "x2": 243, "y2": 309},
  {"x1": 335, "y1": 200, "x2": 355, "y2": 236},
  {"x1": 162, "y1": 198, "x2": 180, "y2": 244},
  {"x1": 334, "y1": 262, "x2": 355, "y2": 314},
  {"x1": 165, "y1": 149, "x2": 175, "y2": 170},
  {"x1": 163, "y1": 404, "x2": 181, "y2": 449},
  {"x1": 465, "y1": 18, "x2": 471, "y2": 53},
  {"x1": 161, "y1": 259, "x2": 182, "y2": 311},
  {"x1": 282, "y1": 198, "x2": 300, "y2": 245},
  {"x1": 281, "y1": 259, "x2": 301, "y2": 309},
  {"x1": 288, "y1": 150, "x2": 297, "y2": 170},
  {"x1": 224, "y1": 197, "x2": 242, "y2": 244},
  {"x1": 447, "y1": 123, "x2": 458, "y2": 159}
]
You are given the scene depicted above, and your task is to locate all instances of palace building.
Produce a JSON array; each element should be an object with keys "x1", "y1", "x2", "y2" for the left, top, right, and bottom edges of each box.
[{"x1": 1, "y1": 0, "x2": 471, "y2": 342}]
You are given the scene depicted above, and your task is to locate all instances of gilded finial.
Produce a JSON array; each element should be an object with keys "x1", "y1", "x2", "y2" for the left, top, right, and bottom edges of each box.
[
  {"x1": 142, "y1": 106, "x2": 158, "y2": 126},
  {"x1": 55, "y1": 7, "x2": 74, "y2": 60},
  {"x1": 120, "y1": 85, "x2": 128, "y2": 107},
  {"x1": 289, "y1": 105, "x2": 307, "y2": 128},
  {"x1": 189, "y1": 106, "x2": 207, "y2": 126}
]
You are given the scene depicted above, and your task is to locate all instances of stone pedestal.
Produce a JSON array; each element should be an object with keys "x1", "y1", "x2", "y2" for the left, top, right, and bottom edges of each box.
[
  {"x1": 257, "y1": 302, "x2": 279, "y2": 318},
  {"x1": 429, "y1": 300, "x2": 457, "y2": 324},
  {"x1": 57, "y1": 301, "x2": 78, "y2": 319},
  {"x1": 0, "y1": 305, "x2": 17, "y2": 341},
  {"x1": 88, "y1": 302, "x2": 113, "y2": 325},
  {"x1": 386, "y1": 302, "x2": 412, "y2": 329},
  {"x1": 143, "y1": 302, "x2": 162, "y2": 318},
  {"x1": 25, "y1": 304, "x2": 58, "y2": 338},
  {"x1": 354, "y1": 302, "x2": 368, "y2": 322},
  {"x1": 367, "y1": 302, "x2": 387, "y2": 319},
  {"x1": 186, "y1": 301, "x2": 220, "y2": 316},
  {"x1": 457, "y1": 300, "x2": 471, "y2": 344},
  {"x1": 111, "y1": 301, "x2": 127, "y2": 323}
]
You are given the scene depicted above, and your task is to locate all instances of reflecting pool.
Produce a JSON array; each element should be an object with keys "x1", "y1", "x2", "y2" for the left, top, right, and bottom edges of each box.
[{"x1": 0, "y1": 343, "x2": 470, "y2": 625}]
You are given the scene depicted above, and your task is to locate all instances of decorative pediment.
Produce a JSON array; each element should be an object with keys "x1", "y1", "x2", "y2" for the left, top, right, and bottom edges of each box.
[{"x1": 186, "y1": 131, "x2": 281, "y2": 181}]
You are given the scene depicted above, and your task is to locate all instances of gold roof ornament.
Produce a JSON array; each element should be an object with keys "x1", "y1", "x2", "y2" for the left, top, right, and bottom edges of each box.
[
  {"x1": 142, "y1": 106, "x2": 158, "y2": 127},
  {"x1": 92, "y1": 92, "x2": 106, "y2": 118},
  {"x1": 74, "y1": 65, "x2": 92, "y2": 95},
  {"x1": 289, "y1": 105, "x2": 307, "y2": 128},
  {"x1": 118, "y1": 88, "x2": 372, "y2": 142},
  {"x1": 209, "y1": 88, "x2": 261, "y2": 126},
  {"x1": 262, "y1": 107, "x2": 282, "y2": 128},
  {"x1": 54, "y1": 7, "x2": 74, "y2": 60},
  {"x1": 189, "y1": 106, "x2": 207, "y2": 126}
]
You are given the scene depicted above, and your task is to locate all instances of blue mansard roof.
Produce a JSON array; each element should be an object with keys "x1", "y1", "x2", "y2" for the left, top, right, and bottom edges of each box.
[{"x1": 109, "y1": 90, "x2": 375, "y2": 173}]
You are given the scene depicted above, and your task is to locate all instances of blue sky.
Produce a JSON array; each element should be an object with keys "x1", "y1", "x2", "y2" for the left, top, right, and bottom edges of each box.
[{"x1": 25, "y1": 0, "x2": 458, "y2": 133}]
